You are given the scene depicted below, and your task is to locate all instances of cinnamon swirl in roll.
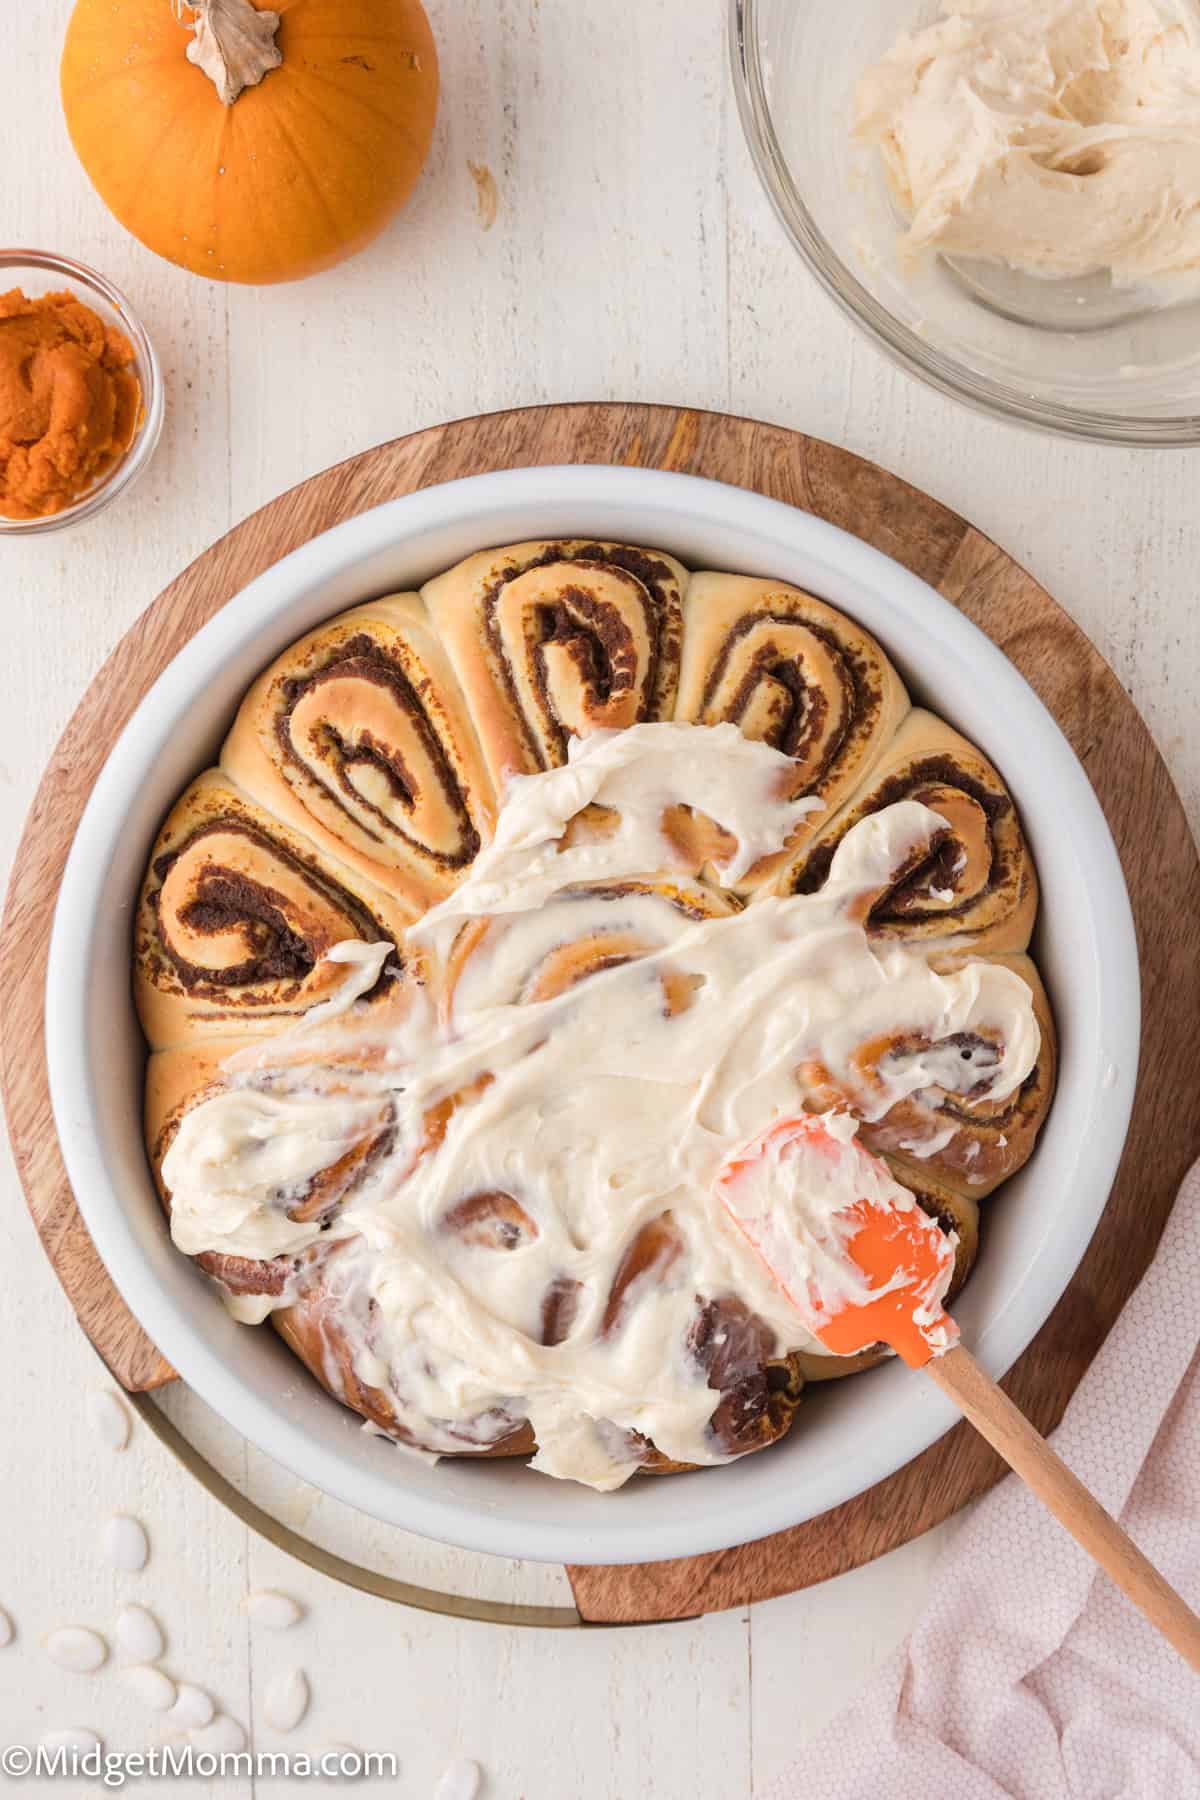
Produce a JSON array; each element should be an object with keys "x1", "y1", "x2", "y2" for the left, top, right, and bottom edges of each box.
[
  {"x1": 777, "y1": 709, "x2": 1038, "y2": 954},
  {"x1": 676, "y1": 573, "x2": 909, "y2": 883},
  {"x1": 221, "y1": 596, "x2": 496, "y2": 915},
  {"x1": 135, "y1": 770, "x2": 407, "y2": 1050},
  {"x1": 422, "y1": 540, "x2": 687, "y2": 787},
  {"x1": 441, "y1": 874, "x2": 736, "y2": 1022},
  {"x1": 796, "y1": 951, "x2": 1056, "y2": 1198}
]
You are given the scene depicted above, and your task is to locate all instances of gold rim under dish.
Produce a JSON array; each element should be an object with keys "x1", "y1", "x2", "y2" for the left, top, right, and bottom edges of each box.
[{"x1": 132, "y1": 1386, "x2": 592, "y2": 1630}]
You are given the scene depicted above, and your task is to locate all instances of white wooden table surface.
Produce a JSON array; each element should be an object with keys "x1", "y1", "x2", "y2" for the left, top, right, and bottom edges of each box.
[{"x1": 2, "y1": 3, "x2": 1197, "y2": 1794}]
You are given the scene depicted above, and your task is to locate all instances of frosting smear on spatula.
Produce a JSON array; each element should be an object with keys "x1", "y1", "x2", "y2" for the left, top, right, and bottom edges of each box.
[{"x1": 717, "y1": 1114, "x2": 960, "y2": 1369}]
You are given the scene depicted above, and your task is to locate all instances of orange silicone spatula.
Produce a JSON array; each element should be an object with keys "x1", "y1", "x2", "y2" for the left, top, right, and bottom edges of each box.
[{"x1": 717, "y1": 1115, "x2": 1200, "y2": 1673}]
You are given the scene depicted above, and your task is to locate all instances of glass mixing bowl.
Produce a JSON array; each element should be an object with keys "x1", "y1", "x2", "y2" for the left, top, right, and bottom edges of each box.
[{"x1": 730, "y1": 0, "x2": 1200, "y2": 445}]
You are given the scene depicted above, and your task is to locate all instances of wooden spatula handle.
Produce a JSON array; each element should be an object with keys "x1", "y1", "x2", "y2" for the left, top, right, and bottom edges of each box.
[{"x1": 926, "y1": 1345, "x2": 1200, "y2": 1673}]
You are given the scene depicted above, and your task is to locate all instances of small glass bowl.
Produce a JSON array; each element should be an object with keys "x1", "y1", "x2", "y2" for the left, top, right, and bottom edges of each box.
[
  {"x1": 730, "y1": 0, "x2": 1200, "y2": 446},
  {"x1": 0, "y1": 250, "x2": 164, "y2": 535}
]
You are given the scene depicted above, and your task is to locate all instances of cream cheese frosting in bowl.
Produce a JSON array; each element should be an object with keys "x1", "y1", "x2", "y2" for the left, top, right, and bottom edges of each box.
[
  {"x1": 45, "y1": 465, "x2": 1139, "y2": 1563},
  {"x1": 856, "y1": 0, "x2": 1200, "y2": 290},
  {"x1": 731, "y1": 0, "x2": 1200, "y2": 441}
]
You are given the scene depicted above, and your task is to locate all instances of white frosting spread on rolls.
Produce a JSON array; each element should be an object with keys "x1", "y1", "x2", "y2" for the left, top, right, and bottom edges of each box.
[
  {"x1": 163, "y1": 1090, "x2": 394, "y2": 1261},
  {"x1": 856, "y1": 0, "x2": 1200, "y2": 286},
  {"x1": 299, "y1": 939, "x2": 395, "y2": 1028},
  {"x1": 416, "y1": 719, "x2": 824, "y2": 946},
  {"x1": 159, "y1": 723, "x2": 1041, "y2": 1490}
]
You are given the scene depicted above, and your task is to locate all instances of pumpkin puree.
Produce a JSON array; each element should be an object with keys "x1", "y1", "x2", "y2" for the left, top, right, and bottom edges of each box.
[{"x1": 0, "y1": 288, "x2": 141, "y2": 520}]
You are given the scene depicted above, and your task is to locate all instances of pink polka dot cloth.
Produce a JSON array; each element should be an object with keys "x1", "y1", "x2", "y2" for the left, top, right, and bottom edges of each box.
[{"x1": 766, "y1": 1159, "x2": 1200, "y2": 1800}]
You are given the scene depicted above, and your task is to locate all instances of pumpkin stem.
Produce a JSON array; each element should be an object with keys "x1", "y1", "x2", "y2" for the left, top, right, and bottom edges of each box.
[{"x1": 175, "y1": 0, "x2": 282, "y2": 106}]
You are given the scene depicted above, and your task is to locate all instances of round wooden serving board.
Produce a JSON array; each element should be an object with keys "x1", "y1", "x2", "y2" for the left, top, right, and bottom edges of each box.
[{"x1": 3, "y1": 403, "x2": 1198, "y2": 1626}]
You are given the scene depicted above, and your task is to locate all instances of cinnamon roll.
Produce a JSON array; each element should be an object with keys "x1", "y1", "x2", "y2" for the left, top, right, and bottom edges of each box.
[
  {"x1": 422, "y1": 541, "x2": 687, "y2": 788},
  {"x1": 135, "y1": 770, "x2": 407, "y2": 1050},
  {"x1": 638, "y1": 1291, "x2": 806, "y2": 1472},
  {"x1": 278, "y1": 1181, "x2": 586, "y2": 1461},
  {"x1": 274, "y1": 1236, "x2": 538, "y2": 1459},
  {"x1": 676, "y1": 575, "x2": 909, "y2": 882},
  {"x1": 777, "y1": 709, "x2": 1038, "y2": 954},
  {"x1": 277, "y1": 1184, "x2": 579, "y2": 1459},
  {"x1": 441, "y1": 875, "x2": 736, "y2": 1022},
  {"x1": 144, "y1": 1041, "x2": 395, "y2": 1321},
  {"x1": 796, "y1": 952, "x2": 1056, "y2": 1198},
  {"x1": 220, "y1": 596, "x2": 496, "y2": 915},
  {"x1": 144, "y1": 1040, "x2": 282, "y2": 1311}
]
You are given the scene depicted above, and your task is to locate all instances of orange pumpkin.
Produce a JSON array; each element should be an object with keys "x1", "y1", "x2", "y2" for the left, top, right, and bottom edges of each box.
[{"x1": 61, "y1": 0, "x2": 439, "y2": 286}]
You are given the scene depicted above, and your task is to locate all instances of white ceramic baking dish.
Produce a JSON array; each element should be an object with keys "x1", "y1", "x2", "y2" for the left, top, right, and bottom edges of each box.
[{"x1": 45, "y1": 465, "x2": 1140, "y2": 1567}]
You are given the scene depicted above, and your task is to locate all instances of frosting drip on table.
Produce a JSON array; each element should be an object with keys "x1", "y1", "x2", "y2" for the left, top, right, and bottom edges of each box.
[
  {"x1": 160, "y1": 722, "x2": 1041, "y2": 1490},
  {"x1": 856, "y1": 0, "x2": 1200, "y2": 287}
]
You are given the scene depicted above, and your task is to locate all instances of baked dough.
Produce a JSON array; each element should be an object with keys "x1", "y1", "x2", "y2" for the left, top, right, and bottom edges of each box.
[
  {"x1": 776, "y1": 709, "x2": 1038, "y2": 955},
  {"x1": 138, "y1": 549, "x2": 1057, "y2": 1483},
  {"x1": 423, "y1": 540, "x2": 688, "y2": 788},
  {"x1": 135, "y1": 770, "x2": 409, "y2": 1051},
  {"x1": 221, "y1": 595, "x2": 496, "y2": 916},
  {"x1": 677, "y1": 572, "x2": 910, "y2": 884}
]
